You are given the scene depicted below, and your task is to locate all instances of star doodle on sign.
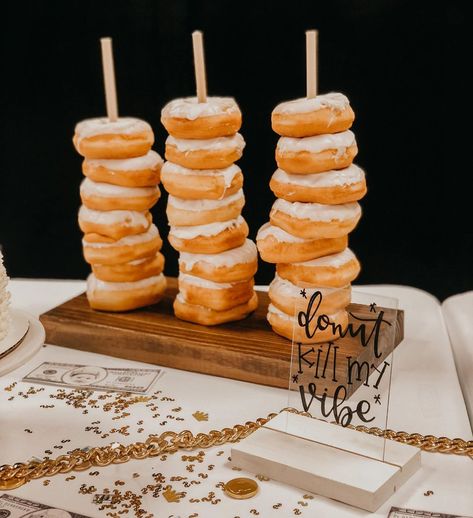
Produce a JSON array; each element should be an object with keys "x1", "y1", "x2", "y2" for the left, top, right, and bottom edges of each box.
[
  {"x1": 374, "y1": 394, "x2": 381, "y2": 405},
  {"x1": 369, "y1": 302, "x2": 377, "y2": 313},
  {"x1": 292, "y1": 374, "x2": 299, "y2": 384},
  {"x1": 300, "y1": 289, "x2": 307, "y2": 299}
]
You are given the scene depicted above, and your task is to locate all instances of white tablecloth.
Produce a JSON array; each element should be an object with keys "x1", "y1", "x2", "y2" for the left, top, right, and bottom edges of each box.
[
  {"x1": 1, "y1": 279, "x2": 472, "y2": 517},
  {"x1": 443, "y1": 291, "x2": 473, "y2": 426}
]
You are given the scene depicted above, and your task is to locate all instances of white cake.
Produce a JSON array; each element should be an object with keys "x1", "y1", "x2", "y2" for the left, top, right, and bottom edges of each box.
[{"x1": 0, "y1": 251, "x2": 11, "y2": 341}]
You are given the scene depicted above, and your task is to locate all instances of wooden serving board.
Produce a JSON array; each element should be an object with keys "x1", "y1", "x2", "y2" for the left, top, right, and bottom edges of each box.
[{"x1": 40, "y1": 277, "x2": 403, "y2": 394}]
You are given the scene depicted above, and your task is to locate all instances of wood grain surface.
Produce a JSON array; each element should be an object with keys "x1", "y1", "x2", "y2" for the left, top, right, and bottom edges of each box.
[{"x1": 40, "y1": 277, "x2": 404, "y2": 394}]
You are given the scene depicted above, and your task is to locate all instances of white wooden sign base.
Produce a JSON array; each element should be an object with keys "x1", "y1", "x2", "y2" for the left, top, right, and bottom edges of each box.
[{"x1": 231, "y1": 411, "x2": 421, "y2": 512}]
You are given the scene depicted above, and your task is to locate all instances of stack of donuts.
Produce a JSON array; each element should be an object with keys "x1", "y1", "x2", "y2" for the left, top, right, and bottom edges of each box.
[
  {"x1": 73, "y1": 117, "x2": 167, "y2": 311},
  {"x1": 161, "y1": 97, "x2": 258, "y2": 325},
  {"x1": 257, "y1": 93, "x2": 367, "y2": 342}
]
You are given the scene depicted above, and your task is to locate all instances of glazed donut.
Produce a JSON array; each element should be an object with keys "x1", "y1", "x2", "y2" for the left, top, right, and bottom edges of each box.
[
  {"x1": 174, "y1": 291, "x2": 258, "y2": 326},
  {"x1": 256, "y1": 223, "x2": 347, "y2": 264},
  {"x1": 272, "y1": 93, "x2": 354, "y2": 137},
  {"x1": 92, "y1": 252, "x2": 165, "y2": 283},
  {"x1": 161, "y1": 162, "x2": 243, "y2": 200},
  {"x1": 80, "y1": 178, "x2": 160, "y2": 212},
  {"x1": 82, "y1": 151, "x2": 163, "y2": 187},
  {"x1": 161, "y1": 97, "x2": 242, "y2": 139},
  {"x1": 179, "y1": 239, "x2": 257, "y2": 283},
  {"x1": 276, "y1": 130, "x2": 358, "y2": 174},
  {"x1": 269, "y1": 164, "x2": 366, "y2": 204},
  {"x1": 178, "y1": 273, "x2": 254, "y2": 311},
  {"x1": 166, "y1": 189, "x2": 244, "y2": 226},
  {"x1": 277, "y1": 248, "x2": 360, "y2": 288},
  {"x1": 165, "y1": 133, "x2": 245, "y2": 169},
  {"x1": 268, "y1": 274, "x2": 351, "y2": 315},
  {"x1": 269, "y1": 199, "x2": 361, "y2": 239},
  {"x1": 78, "y1": 206, "x2": 152, "y2": 240},
  {"x1": 83, "y1": 224, "x2": 162, "y2": 265},
  {"x1": 87, "y1": 273, "x2": 167, "y2": 312},
  {"x1": 267, "y1": 303, "x2": 348, "y2": 344},
  {"x1": 73, "y1": 117, "x2": 154, "y2": 159},
  {"x1": 169, "y1": 216, "x2": 249, "y2": 254}
]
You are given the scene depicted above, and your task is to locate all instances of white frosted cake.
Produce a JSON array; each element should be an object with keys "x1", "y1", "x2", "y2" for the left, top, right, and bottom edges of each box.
[{"x1": 0, "y1": 250, "x2": 11, "y2": 341}]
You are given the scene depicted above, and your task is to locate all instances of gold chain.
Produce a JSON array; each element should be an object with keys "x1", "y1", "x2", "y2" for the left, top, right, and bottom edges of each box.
[{"x1": 1, "y1": 408, "x2": 471, "y2": 491}]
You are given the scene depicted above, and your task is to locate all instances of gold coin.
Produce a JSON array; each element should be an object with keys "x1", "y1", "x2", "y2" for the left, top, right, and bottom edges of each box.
[{"x1": 224, "y1": 477, "x2": 259, "y2": 499}]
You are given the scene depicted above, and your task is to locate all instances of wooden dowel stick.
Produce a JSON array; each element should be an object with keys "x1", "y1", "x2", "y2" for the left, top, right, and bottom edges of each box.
[
  {"x1": 192, "y1": 31, "x2": 207, "y2": 103},
  {"x1": 100, "y1": 37, "x2": 119, "y2": 121},
  {"x1": 306, "y1": 30, "x2": 318, "y2": 98}
]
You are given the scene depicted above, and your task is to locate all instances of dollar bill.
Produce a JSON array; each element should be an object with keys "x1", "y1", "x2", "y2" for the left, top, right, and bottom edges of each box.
[
  {"x1": 0, "y1": 493, "x2": 92, "y2": 517},
  {"x1": 388, "y1": 506, "x2": 472, "y2": 518},
  {"x1": 22, "y1": 361, "x2": 163, "y2": 394}
]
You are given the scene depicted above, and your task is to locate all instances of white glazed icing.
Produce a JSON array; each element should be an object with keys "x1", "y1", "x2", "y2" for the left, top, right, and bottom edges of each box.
[
  {"x1": 0, "y1": 251, "x2": 10, "y2": 341},
  {"x1": 256, "y1": 223, "x2": 306, "y2": 243},
  {"x1": 169, "y1": 216, "x2": 245, "y2": 239},
  {"x1": 267, "y1": 303, "x2": 293, "y2": 320},
  {"x1": 271, "y1": 199, "x2": 361, "y2": 222},
  {"x1": 161, "y1": 97, "x2": 240, "y2": 121},
  {"x1": 277, "y1": 130, "x2": 356, "y2": 154},
  {"x1": 78, "y1": 206, "x2": 150, "y2": 227},
  {"x1": 178, "y1": 273, "x2": 235, "y2": 290},
  {"x1": 83, "y1": 224, "x2": 159, "y2": 248},
  {"x1": 168, "y1": 189, "x2": 244, "y2": 211},
  {"x1": 176, "y1": 292, "x2": 215, "y2": 310},
  {"x1": 272, "y1": 164, "x2": 364, "y2": 188},
  {"x1": 166, "y1": 133, "x2": 245, "y2": 152},
  {"x1": 75, "y1": 117, "x2": 152, "y2": 142},
  {"x1": 292, "y1": 248, "x2": 357, "y2": 268},
  {"x1": 80, "y1": 178, "x2": 159, "y2": 198},
  {"x1": 87, "y1": 273, "x2": 164, "y2": 292},
  {"x1": 179, "y1": 239, "x2": 257, "y2": 269},
  {"x1": 273, "y1": 92, "x2": 350, "y2": 115},
  {"x1": 270, "y1": 274, "x2": 347, "y2": 297},
  {"x1": 84, "y1": 150, "x2": 162, "y2": 171},
  {"x1": 128, "y1": 257, "x2": 155, "y2": 266},
  {"x1": 162, "y1": 162, "x2": 241, "y2": 189}
]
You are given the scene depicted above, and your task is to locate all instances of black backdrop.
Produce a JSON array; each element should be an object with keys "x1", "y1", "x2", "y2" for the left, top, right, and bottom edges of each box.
[{"x1": 0, "y1": 1, "x2": 470, "y2": 300}]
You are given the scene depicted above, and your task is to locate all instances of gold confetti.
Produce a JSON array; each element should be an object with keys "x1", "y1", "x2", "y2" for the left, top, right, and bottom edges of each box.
[
  {"x1": 192, "y1": 411, "x2": 208, "y2": 422},
  {"x1": 66, "y1": 476, "x2": 76, "y2": 481},
  {"x1": 293, "y1": 509, "x2": 302, "y2": 515},
  {"x1": 133, "y1": 473, "x2": 140, "y2": 478},
  {"x1": 303, "y1": 494, "x2": 314, "y2": 499},
  {"x1": 43, "y1": 480, "x2": 50, "y2": 486},
  {"x1": 4, "y1": 382, "x2": 17, "y2": 391},
  {"x1": 163, "y1": 487, "x2": 185, "y2": 503},
  {"x1": 424, "y1": 490, "x2": 434, "y2": 496},
  {"x1": 255, "y1": 474, "x2": 269, "y2": 481},
  {"x1": 273, "y1": 503, "x2": 282, "y2": 509},
  {"x1": 298, "y1": 501, "x2": 308, "y2": 506}
]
